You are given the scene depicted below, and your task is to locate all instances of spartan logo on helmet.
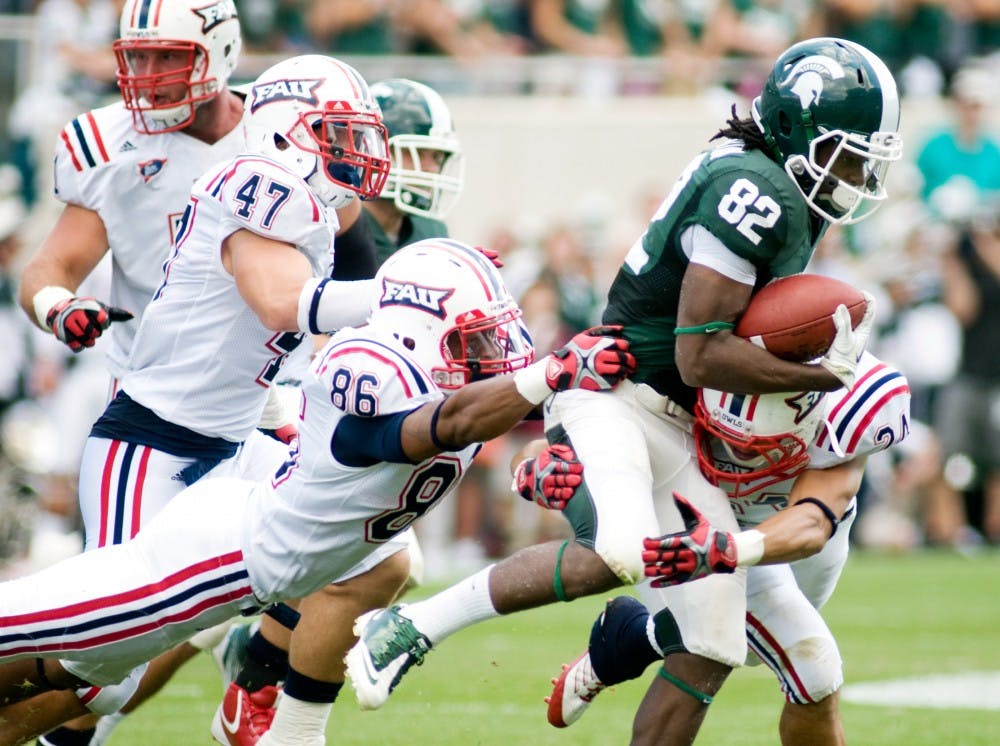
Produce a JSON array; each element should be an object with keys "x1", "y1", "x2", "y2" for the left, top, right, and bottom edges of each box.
[{"x1": 785, "y1": 56, "x2": 845, "y2": 109}]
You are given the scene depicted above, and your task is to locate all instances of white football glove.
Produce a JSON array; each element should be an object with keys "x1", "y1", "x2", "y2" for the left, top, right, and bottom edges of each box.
[{"x1": 819, "y1": 291, "x2": 875, "y2": 388}]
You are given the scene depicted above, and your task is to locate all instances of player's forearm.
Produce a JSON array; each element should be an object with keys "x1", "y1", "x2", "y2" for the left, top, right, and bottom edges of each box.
[
  {"x1": 405, "y1": 379, "x2": 535, "y2": 461},
  {"x1": 741, "y1": 505, "x2": 835, "y2": 565},
  {"x1": 743, "y1": 461, "x2": 864, "y2": 565}
]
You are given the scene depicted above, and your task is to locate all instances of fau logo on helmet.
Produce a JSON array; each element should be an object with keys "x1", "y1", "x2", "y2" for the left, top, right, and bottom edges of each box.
[
  {"x1": 193, "y1": 0, "x2": 238, "y2": 33},
  {"x1": 379, "y1": 278, "x2": 453, "y2": 319},
  {"x1": 250, "y1": 79, "x2": 323, "y2": 113}
]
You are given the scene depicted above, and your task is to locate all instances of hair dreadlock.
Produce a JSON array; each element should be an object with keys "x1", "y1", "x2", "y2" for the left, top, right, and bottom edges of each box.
[{"x1": 711, "y1": 104, "x2": 770, "y2": 155}]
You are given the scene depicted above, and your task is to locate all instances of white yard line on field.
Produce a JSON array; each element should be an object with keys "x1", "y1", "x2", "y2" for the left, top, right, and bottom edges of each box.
[{"x1": 842, "y1": 671, "x2": 1000, "y2": 710}]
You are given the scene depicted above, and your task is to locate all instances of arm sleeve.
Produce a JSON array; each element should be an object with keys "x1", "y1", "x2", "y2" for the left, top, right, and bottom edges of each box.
[{"x1": 332, "y1": 410, "x2": 416, "y2": 466}]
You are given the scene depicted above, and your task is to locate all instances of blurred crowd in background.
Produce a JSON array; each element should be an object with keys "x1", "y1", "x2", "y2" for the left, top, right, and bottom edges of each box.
[{"x1": 0, "y1": 0, "x2": 997, "y2": 581}]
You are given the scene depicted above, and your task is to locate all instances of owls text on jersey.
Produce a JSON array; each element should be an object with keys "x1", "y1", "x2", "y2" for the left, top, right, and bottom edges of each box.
[
  {"x1": 243, "y1": 327, "x2": 477, "y2": 601},
  {"x1": 54, "y1": 99, "x2": 246, "y2": 379},
  {"x1": 727, "y1": 353, "x2": 910, "y2": 525},
  {"x1": 121, "y1": 155, "x2": 334, "y2": 442}
]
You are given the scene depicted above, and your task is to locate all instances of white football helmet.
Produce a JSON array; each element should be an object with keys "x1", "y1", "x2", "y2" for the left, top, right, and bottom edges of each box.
[
  {"x1": 694, "y1": 388, "x2": 827, "y2": 499},
  {"x1": 114, "y1": 0, "x2": 242, "y2": 134},
  {"x1": 243, "y1": 55, "x2": 390, "y2": 209},
  {"x1": 371, "y1": 78, "x2": 465, "y2": 220},
  {"x1": 369, "y1": 239, "x2": 533, "y2": 389}
]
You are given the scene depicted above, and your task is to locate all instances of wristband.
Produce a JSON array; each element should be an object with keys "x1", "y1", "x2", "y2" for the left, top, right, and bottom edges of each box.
[
  {"x1": 512, "y1": 358, "x2": 553, "y2": 405},
  {"x1": 674, "y1": 321, "x2": 734, "y2": 335},
  {"x1": 734, "y1": 529, "x2": 766, "y2": 567},
  {"x1": 32, "y1": 286, "x2": 74, "y2": 328}
]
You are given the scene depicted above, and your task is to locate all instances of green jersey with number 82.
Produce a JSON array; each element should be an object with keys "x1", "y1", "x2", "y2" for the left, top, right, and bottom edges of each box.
[{"x1": 602, "y1": 142, "x2": 824, "y2": 412}]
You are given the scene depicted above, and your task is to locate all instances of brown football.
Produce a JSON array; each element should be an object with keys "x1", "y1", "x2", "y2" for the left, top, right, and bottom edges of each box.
[{"x1": 735, "y1": 274, "x2": 867, "y2": 362}]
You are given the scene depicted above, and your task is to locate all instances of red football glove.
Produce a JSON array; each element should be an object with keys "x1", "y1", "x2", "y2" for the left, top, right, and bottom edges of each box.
[
  {"x1": 513, "y1": 444, "x2": 583, "y2": 510},
  {"x1": 641, "y1": 492, "x2": 737, "y2": 587},
  {"x1": 46, "y1": 297, "x2": 133, "y2": 353},
  {"x1": 474, "y1": 245, "x2": 503, "y2": 268},
  {"x1": 545, "y1": 325, "x2": 635, "y2": 393}
]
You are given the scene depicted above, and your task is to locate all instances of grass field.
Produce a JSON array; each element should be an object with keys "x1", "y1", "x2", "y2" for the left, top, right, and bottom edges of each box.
[{"x1": 105, "y1": 549, "x2": 1000, "y2": 745}]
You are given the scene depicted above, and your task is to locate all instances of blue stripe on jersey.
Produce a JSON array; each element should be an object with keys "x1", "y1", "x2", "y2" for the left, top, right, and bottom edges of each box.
[
  {"x1": 833, "y1": 370, "x2": 904, "y2": 445},
  {"x1": 339, "y1": 336, "x2": 431, "y2": 396},
  {"x1": 113, "y1": 443, "x2": 139, "y2": 545},
  {"x1": 0, "y1": 568, "x2": 251, "y2": 646},
  {"x1": 71, "y1": 119, "x2": 96, "y2": 168},
  {"x1": 136, "y1": 0, "x2": 153, "y2": 28}
]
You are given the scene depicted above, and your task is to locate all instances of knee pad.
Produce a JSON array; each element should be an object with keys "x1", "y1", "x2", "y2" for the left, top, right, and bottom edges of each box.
[
  {"x1": 77, "y1": 662, "x2": 147, "y2": 715},
  {"x1": 589, "y1": 596, "x2": 660, "y2": 685},
  {"x1": 771, "y1": 635, "x2": 843, "y2": 704}
]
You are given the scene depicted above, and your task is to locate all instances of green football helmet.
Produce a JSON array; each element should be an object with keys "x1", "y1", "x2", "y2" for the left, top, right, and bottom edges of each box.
[
  {"x1": 371, "y1": 79, "x2": 465, "y2": 220},
  {"x1": 752, "y1": 37, "x2": 903, "y2": 225}
]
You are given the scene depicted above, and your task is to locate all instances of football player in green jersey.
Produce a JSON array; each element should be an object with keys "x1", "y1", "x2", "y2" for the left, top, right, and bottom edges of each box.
[
  {"x1": 346, "y1": 37, "x2": 902, "y2": 745},
  {"x1": 362, "y1": 78, "x2": 465, "y2": 266}
]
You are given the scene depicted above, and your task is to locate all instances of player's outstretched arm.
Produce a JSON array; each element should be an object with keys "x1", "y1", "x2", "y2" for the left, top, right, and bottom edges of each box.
[
  {"x1": 642, "y1": 458, "x2": 865, "y2": 586},
  {"x1": 401, "y1": 325, "x2": 635, "y2": 462}
]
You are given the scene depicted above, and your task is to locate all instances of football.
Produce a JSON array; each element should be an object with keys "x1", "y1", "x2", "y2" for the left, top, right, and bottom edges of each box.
[{"x1": 734, "y1": 274, "x2": 867, "y2": 362}]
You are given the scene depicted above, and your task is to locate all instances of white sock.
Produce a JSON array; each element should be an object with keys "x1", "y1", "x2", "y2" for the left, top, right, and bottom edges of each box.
[
  {"x1": 402, "y1": 565, "x2": 498, "y2": 645},
  {"x1": 259, "y1": 694, "x2": 333, "y2": 746},
  {"x1": 92, "y1": 711, "x2": 126, "y2": 746}
]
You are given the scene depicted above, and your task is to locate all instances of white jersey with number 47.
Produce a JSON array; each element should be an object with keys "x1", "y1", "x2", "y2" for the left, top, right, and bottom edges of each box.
[{"x1": 122, "y1": 155, "x2": 337, "y2": 442}]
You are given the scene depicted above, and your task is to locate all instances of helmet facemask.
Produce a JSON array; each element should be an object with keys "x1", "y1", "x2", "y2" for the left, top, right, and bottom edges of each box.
[
  {"x1": 282, "y1": 105, "x2": 390, "y2": 205},
  {"x1": 435, "y1": 304, "x2": 528, "y2": 389},
  {"x1": 694, "y1": 390, "x2": 826, "y2": 499},
  {"x1": 371, "y1": 78, "x2": 465, "y2": 220},
  {"x1": 114, "y1": 0, "x2": 241, "y2": 135},
  {"x1": 385, "y1": 133, "x2": 465, "y2": 219},
  {"x1": 115, "y1": 41, "x2": 213, "y2": 133},
  {"x1": 786, "y1": 128, "x2": 902, "y2": 224}
]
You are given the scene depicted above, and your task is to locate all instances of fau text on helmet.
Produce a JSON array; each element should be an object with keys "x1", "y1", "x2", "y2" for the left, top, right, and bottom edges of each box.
[
  {"x1": 250, "y1": 79, "x2": 323, "y2": 113},
  {"x1": 378, "y1": 278, "x2": 454, "y2": 320}
]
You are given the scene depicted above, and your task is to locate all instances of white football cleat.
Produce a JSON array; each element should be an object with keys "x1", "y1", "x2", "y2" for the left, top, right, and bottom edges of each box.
[
  {"x1": 345, "y1": 605, "x2": 431, "y2": 710},
  {"x1": 546, "y1": 650, "x2": 606, "y2": 728}
]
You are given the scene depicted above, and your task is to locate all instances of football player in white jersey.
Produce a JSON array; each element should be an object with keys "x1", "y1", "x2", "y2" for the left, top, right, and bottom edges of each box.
[
  {"x1": 2, "y1": 51, "x2": 392, "y2": 745},
  {"x1": 545, "y1": 351, "x2": 911, "y2": 745},
  {"x1": 0, "y1": 240, "x2": 634, "y2": 742},
  {"x1": 209, "y1": 76, "x2": 476, "y2": 746}
]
